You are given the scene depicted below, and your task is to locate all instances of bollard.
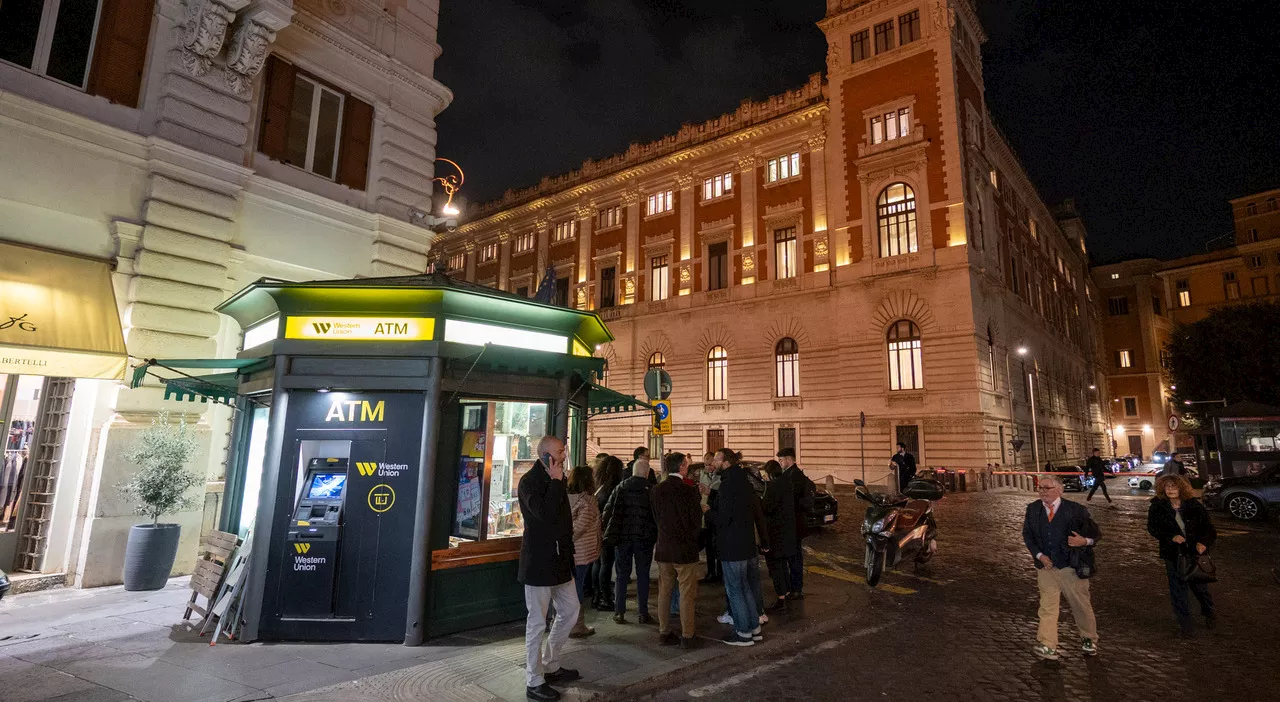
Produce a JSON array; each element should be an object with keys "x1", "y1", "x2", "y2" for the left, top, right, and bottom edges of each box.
[
  {"x1": 958, "y1": 469, "x2": 967, "y2": 492},
  {"x1": 825, "y1": 474, "x2": 835, "y2": 495}
]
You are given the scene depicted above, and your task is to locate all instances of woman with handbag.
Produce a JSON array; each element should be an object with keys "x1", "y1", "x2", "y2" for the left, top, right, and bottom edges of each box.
[{"x1": 1146, "y1": 474, "x2": 1217, "y2": 636}]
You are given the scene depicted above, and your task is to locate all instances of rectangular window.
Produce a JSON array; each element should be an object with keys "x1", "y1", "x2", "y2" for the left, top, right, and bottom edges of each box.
[
  {"x1": 850, "y1": 29, "x2": 870, "y2": 63},
  {"x1": 553, "y1": 220, "x2": 576, "y2": 243},
  {"x1": 899, "y1": 9, "x2": 920, "y2": 45},
  {"x1": 1176, "y1": 279, "x2": 1191, "y2": 307},
  {"x1": 0, "y1": 375, "x2": 48, "y2": 534},
  {"x1": 1107, "y1": 296, "x2": 1129, "y2": 316},
  {"x1": 1152, "y1": 295, "x2": 1163, "y2": 316},
  {"x1": 874, "y1": 20, "x2": 894, "y2": 53},
  {"x1": 478, "y1": 243, "x2": 498, "y2": 263},
  {"x1": 1245, "y1": 228, "x2": 1259, "y2": 243},
  {"x1": 514, "y1": 232, "x2": 535, "y2": 253},
  {"x1": 1117, "y1": 349, "x2": 1132, "y2": 369},
  {"x1": 702, "y1": 171, "x2": 733, "y2": 201},
  {"x1": 285, "y1": 75, "x2": 346, "y2": 180},
  {"x1": 650, "y1": 255, "x2": 670, "y2": 301},
  {"x1": 706, "y1": 428, "x2": 725, "y2": 454},
  {"x1": 870, "y1": 107, "x2": 911, "y2": 145},
  {"x1": 448, "y1": 253, "x2": 465, "y2": 271},
  {"x1": 647, "y1": 190, "x2": 674, "y2": 216},
  {"x1": 450, "y1": 401, "x2": 548, "y2": 543},
  {"x1": 870, "y1": 116, "x2": 884, "y2": 145},
  {"x1": 1252, "y1": 276, "x2": 1269, "y2": 296},
  {"x1": 888, "y1": 336, "x2": 923, "y2": 391},
  {"x1": 778, "y1": 427, "x2": 797, "y2": 453},
  {"x1": 1248, "y1": 255, "x2": 1264, "y2": 268},
  {"x1": 553, "y1": 276, "x2": 570, "y2": 307},
  {"x1": 1123, "y1": 397, "x2": 1139, "y2": 417},
  {"x1": 765, "y1": 152, "x2": 802, "y2": 183},
  {"x1": 708, "y1": 242, "x2": 729, "y2": 291},
  {"x1": 600, "y1": 266, "x2": 617, "y2": 308},
  {"x1": 1246, "y1": 202, "x2": 1257, "y2": 216},
  {"x1": 0, "y1": 0, "x2": 103, "y2": 89},
  {"x1": 774, "y1": 226, "x2": 798, "y2": 279},
  {"x1": 598, "y1": 205, "x2": 621, "y2": 229},
  {"x1": 1160, "y1": 349, "x2": 1171, "y2": 369},
  {"x1": 1224, "y1": 271, "x2": 1240, "y2": 300}
]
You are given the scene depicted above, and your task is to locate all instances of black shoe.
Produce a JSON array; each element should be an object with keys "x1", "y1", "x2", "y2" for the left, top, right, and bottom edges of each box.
[
  {"x1": 658, "y1": 631, "x2": 679, "y2": 646},
  {"x1": 613, "y1": 613, "x2": 626, "y2": 624},
  {"x1": 594, "y1": 599, "x2": 615, "y2": 612},
  {"x1": 544, "y1": 668, "x2": 580, "y2": 685},
  {"x1": 700, "y1": 576, "x2": 721, "y2": 584},
  {"x1": 637, "y1": 613, "x2": 655, "y2": 625},
  {"x1": 679, "y1": 636, "x2": 697, "y2": 650},
  {"x1": 767, "y1": 598, "x2": 789, "y2": 613},
  {"x1": 786, "y1": 591, "x2": 805, "y2": 601},
  {"x1": 527, "y1": 683, "x2": 561, "y2": 701}
]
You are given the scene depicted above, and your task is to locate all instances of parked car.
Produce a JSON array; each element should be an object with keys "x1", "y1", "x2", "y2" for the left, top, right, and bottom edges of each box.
[
  {"x1": 0, "y1": 568, "x2": 9, "y2": 601},
  {"x1": 742, "y1": 461, "x2": 839, "y2": 528},
  {"x1": 1203, "y1": 464, "x2": 1280, "y2": 520},
  {"x1": 1062, "y1": 473, "x2": 1085, "y2": 492}
]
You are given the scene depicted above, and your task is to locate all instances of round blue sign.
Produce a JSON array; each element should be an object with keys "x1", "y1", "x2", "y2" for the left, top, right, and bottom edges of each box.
[{"x1": 655, "y1": 402, "x2": 669, "y2": 420}]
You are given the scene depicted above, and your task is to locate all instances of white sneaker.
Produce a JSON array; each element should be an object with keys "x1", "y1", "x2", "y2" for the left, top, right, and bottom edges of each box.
[
  {"x1": 759, "y1": 614, "x2": 769, "y2": 625},
  {"x1": 717, "y1": 612, "x2": 733, "y2": 624}
]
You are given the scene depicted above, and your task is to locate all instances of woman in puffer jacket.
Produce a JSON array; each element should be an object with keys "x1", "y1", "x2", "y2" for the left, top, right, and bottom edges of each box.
[{"x1": 568, "y1": 464, "x2": 602, "y2": 638}]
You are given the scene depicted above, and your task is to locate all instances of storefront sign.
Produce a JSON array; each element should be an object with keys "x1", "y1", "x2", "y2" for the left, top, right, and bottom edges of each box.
[{"x1": 284, "y1": 316, "x2": 435, "y2": 341}]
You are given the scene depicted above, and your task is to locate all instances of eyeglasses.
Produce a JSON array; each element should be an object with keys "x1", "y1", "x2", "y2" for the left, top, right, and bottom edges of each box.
[{"x1": 1037, "y1": 486, "x2": 1060, "y2": 492}]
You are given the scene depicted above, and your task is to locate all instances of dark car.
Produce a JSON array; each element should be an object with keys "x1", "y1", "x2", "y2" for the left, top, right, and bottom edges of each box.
[
  {"x1": 741, "y1": 461, "x2": 838, "y2": 528},
  {"x1": 1062, "y1": 469, "x2": 1085, "y2": 492},
  {"x1": 0, "y1": 568, "x2": 10, "y2": 601},
  {"x1": 1203, "y1": 464, "x2": 1280, "y2": 521}
]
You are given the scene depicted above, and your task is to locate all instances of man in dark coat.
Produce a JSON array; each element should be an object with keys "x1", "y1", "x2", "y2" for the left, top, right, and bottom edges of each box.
[
  {"x1": 518, "y1": 436, "x2": 580, "y2": 701},
  {"x1": 1085, "y1": 448, "x2": 1112, "y2": 504},
  {"x1": 777, "y1": 447, "x2": 813, "y2": 599},
  {"x1": 890, "y1": 443, "x2": 916, "y2": 493},
  {"x1": 651, "y1": 452, "x2": 703, "y2": 647},
  {"x1": 762, "y1": 462, "x2": 796, "y2": 610},
  {"x1": 706, "y1": 448, "x2": 769, "y2": 646},
  {"x1": 1021, "y1": 474, "x2": 1102, "y2": 661},
  {"x1": 1161, "y1": 455, "x2": 1186, "y2": 477},
  {"x1": 602, "y1": 457, "x2": 658, "y2": 624}
]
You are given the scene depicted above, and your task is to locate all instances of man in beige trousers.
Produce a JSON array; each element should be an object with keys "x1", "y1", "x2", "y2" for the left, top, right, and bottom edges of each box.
[{"x1": 1021, "y1": 475, "x2": 1102, "y2": 661}]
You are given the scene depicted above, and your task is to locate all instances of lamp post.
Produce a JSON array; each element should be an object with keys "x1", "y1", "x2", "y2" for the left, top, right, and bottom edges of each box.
[{"x1": 1018, "y1": 346, "x2": 1041, "y2": 472}]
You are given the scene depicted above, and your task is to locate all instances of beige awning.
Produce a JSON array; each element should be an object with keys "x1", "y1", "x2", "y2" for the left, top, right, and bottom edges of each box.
[{"x1": 0, "y1": 242, "x2": 127, "y2": 380}]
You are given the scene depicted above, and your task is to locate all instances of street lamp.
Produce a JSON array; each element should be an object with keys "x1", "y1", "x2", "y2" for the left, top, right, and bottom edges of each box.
[{"x1": 1017, "y1": 346, "x2": 1042, "y2": 472}]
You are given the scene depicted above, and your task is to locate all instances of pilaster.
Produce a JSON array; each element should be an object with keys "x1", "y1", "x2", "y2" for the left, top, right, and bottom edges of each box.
[
  {"x1": 737, "y1": 156, "x2": 757, "y2": 248},
  {"x1": 498, "y1": 230, "x2": 512, "y2": 290},
  {"x1": 576, "y1": 204, "x2": 595, "y2": 284},
  {"x1": 535, "y1": 216, "x2": 551, "y2": 274},
  {"x1": 677, "y1": 174, "x2": 695, "y2": 261},
  {"x1": 623, "y1": 190, "x2": 640, "y2": 273}
]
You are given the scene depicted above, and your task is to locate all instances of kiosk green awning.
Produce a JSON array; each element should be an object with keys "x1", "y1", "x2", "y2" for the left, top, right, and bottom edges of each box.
[
  {"x1": 130, "y1": 358, "x2": 272, "y2": 403},
  {"x1": 587, "y1": 382, "x2": 652, "y2": 417}
]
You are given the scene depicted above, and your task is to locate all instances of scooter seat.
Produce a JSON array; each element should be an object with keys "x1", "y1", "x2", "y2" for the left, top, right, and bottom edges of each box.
[{"x1": 895, "y1": 500, "x2": 931, "y2": 530}]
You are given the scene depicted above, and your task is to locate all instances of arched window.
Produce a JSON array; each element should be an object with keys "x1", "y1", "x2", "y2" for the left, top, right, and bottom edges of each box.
[
  {"x1": 877, "y1": 183, "x2": 918, "y2": 257},
  {"x1": 648, "y1": 351, "x2": 665, "y2": 370},
  {"x1": 775, "y1": 338, "x2": 799, "y2": 397},
  {"x1": 887, "y1": 320, "x2": 923, "y2": 390},
  {"x1": 706, "y1": 346, "x2": 728, "y2": 401}
]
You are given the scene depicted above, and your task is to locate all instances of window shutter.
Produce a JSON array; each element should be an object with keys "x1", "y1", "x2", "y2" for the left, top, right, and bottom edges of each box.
[
  {"x1": 337, "y1": 95, "x2": 373, "y2": 191},
  {"x1": 86, "y1": 0, "x2": 154, "y2": 107},
  {"x1": 258, "y1": 55, "x2": 296, "y2": 162}
]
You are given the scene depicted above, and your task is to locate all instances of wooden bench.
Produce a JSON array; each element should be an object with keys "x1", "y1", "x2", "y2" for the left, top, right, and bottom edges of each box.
[{"x1": 431, "y1": 537, "x2": 522, "y2": 571}]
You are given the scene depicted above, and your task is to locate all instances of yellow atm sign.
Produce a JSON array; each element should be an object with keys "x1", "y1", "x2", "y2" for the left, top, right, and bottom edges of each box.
[{"x1": 284, "y1": 316, "x2": 434, "y2": 341}]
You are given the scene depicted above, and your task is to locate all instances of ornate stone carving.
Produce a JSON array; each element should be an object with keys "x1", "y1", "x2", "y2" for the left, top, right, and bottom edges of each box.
[
  {"x1": 698, "y1": 216, "x2": 734, "y2": 233},
  {"x1": 742, "y1": 253, "x2": 755, "y2": 272},
  {"x1": 814, "y1": 236, "x2": 829, "y2": 260},
  {"x1": 225, "y1": 17, "x2": 277, "y2": 94},
  {"x1": 463, "y1": 240, "x2": 476, "y2": 253},
  {"x1": 576, "y1": 287, "x2": 586, "y2": 305},
  {"x1": 807, "y1": 134, "x2": 827, "y2": 150},
  {"x1": 827, "y1": 42, "x2": 841, "y2": 70},
  {"x1": 736, "y1": 156, "x2": 757, "y2": 172},
  {"x1": 534, "y1": 216, "x2": 550, "y2": 231},
  {"x1": 623, "y1": 276, "x2": 636, "y2": 295},
  {"x1": 498, "y1": 230, "x2": 511, "y2": 243},
  {"x1": 764, "y1": 198, "x2": 804, "y2": 218},
  {"x1": 181, "y1": 0, "x2": 245, "y2": 76},
  {"x1": 676, "y1": 174, "x2": 695, "y2": 189},
  {"x1": 679, "y1": 264, "x2": 692, "y2": 285},
  {"x1": 575, "y1": 204, "x2": 595, "y2": 220},
  {"x1": 932, "y1": 0, "x2": 955, "y2": 30},
  {"x1": 620, "y1": 191, "x2": 640, "y2": 207}
]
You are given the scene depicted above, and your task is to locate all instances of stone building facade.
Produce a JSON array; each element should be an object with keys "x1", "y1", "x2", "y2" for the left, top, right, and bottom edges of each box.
[
  {"x1": 0, "y1": 0, "x2": 449, "y2": 585},
  {"x1": 1093, "y1": 187, "x2": 1280, "y2": 459},
  {"x1": 443, "y1": 0, "x2": 1109, "y2": 486}
]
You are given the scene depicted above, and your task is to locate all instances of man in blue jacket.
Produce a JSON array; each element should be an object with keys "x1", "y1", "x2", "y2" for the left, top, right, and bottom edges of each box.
[{"x1": 1022, "y1": 474, "x2": 1102, "y2": 661}]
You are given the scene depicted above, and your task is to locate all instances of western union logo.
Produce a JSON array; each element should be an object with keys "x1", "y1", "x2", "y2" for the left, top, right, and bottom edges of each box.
[
  {"x1": 312, "y1": 322, "x2": 332, "y2": 334},
  {"x1": 293, "y1": 543, "x2": 311, "y2": 554},
  {"x1": 356, "y1": 462, "x2": 377, "y2": 477}
]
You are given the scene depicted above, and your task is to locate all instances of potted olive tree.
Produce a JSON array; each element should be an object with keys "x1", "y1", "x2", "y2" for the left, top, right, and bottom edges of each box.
[{"x1": 118, "y1": 412, "x2": 202, "y2": 591}]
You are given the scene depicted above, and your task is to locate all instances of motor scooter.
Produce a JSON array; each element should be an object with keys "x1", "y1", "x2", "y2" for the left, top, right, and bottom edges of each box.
[{"x1": 854, "y1": 478, "x2": 938, "y2": 586}]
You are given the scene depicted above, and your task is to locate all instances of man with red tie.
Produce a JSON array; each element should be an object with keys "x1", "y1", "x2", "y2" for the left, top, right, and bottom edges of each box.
[{"x1": 1022, "y1": 474, "x2": 1102, "y2": 661}]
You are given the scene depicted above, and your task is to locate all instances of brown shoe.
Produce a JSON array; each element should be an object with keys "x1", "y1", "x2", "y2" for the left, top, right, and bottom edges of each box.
[
  {"x1": 658, "y1": 631, "x2": 679, "y2": 646},
  {"x1": 679, "y1": 636, "x2": 698, "y2": 649}
]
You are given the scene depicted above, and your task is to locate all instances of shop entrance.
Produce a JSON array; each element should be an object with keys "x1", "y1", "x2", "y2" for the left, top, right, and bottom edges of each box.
[{"x1": 0, "y1": 375, "x2": 74, "y2": 571}]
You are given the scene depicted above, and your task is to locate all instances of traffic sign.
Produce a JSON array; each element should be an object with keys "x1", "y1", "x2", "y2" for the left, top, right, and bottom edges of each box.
[
  {"x1": 653, "y1": 400, "x2": 672, "y2": 435},
  {"x1": 1168, "y1": 415, "x2": 1180, "y2": 431},
  {"x1": 644, "y1": 368, "x2": 673, "y2": 400}
]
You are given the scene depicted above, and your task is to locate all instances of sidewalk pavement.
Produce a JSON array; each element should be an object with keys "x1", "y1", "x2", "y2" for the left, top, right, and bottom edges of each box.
[{"x1": 0, "y1": 553, "x2": 870, "y2": 702}]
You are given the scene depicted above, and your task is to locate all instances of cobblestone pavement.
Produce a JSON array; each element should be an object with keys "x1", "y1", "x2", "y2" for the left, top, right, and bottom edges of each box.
[{"x1": 639, "y1": 488, "x2": 1280, "y2": 702}]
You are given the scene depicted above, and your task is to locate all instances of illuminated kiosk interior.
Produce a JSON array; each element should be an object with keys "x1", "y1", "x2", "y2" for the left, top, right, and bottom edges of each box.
[{"x1": 155, "y1": 272, "x2": 649, "y2": 644}]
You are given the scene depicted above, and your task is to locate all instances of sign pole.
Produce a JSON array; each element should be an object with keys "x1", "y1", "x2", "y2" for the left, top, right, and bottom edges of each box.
[{"x1": 859, "y1": 411, "x2": 866, "y2": 484}]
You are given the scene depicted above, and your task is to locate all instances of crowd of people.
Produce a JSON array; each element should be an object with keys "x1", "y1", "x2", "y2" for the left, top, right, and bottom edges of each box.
[{"x1": 516, "y1": 436, "x2": 814, "y2": 701}]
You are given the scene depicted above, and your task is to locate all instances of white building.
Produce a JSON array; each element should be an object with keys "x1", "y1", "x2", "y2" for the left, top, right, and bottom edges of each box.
[{"x1": 0, "y1": 0, "x2": 450, "y2": 587}]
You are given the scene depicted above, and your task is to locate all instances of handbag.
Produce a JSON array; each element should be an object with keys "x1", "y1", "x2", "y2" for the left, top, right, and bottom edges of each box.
[{"x1": 1178, "y1": 551, "x2": 1218, "y2": 584}]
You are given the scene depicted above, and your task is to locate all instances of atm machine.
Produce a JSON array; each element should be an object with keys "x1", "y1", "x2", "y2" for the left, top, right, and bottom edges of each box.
[{"x1": 280, "y1": 457, "x2": 348, "y2": 618}]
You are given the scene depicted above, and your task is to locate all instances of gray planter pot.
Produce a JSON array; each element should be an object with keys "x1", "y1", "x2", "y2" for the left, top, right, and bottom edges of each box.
[{"x1": 123, "y1": 523, "x2": 182, "y2": 591}]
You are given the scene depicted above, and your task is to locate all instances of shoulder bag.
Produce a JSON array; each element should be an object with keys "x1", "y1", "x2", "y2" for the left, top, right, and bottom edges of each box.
[{"x1": 1178, "y1": 551, "x2": 1218, "y2": 584}]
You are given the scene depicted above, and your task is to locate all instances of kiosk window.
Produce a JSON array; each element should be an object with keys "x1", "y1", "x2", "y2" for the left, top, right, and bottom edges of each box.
[{"x1": 451, "y1": 400, "x2": 549, "y2": 545}]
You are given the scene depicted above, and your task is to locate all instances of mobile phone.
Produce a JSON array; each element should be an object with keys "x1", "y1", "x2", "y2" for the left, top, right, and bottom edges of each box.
[{"x1": 542, "y1": 452, "x2": 553, "y2": 466}]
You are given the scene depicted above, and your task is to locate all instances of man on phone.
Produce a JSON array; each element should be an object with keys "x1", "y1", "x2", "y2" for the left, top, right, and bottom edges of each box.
[{"x1": 519, "y1": 436, "x2": 579, "y2": 701}]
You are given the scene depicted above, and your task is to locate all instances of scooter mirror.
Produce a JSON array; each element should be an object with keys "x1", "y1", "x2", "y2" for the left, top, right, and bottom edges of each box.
[{"x1": 854, "y1": 479, "x2": 866, "y2": 487}]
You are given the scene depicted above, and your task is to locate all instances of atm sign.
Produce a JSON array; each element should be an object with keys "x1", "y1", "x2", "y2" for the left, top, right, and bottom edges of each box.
[{"x1": 284, "y1": 316, "x2": 434, "y2": 341}]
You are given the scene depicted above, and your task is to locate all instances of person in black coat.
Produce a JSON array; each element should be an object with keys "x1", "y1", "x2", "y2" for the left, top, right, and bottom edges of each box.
[
  {"x1": 590, "y1": 455, "x2": 625, "y2": 611},
  {"x1": 706, "y1": 449, "x2": 770, "y2": 644},
  {"x1": 602, "y1": 459, "x2": 658, "y2": 624},
  {"x1": 518, "y1": 436, "x2": 580, "y2": 700},
  {"x1": 1021, "y1": 475, "x2": 1101, "y2": 660},
  {"x1": 778, "y1": 447, "x2": 814, "y2": 598},
  {"x1": 761, "y1": 460, "x2": 796, "y2": 611},
  {"x1": 1147, "y1": 474, "x2": 1217, "y2": 635},
  {"x1": 1085, "y1": 448, "x2": 1112, "y2": 504}
]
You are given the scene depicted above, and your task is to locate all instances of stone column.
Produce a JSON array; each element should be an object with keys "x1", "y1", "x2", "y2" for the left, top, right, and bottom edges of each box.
[
  {"x1": 622, "y1": 190, "x2": 640, "y2": 273},
  {"x1": 498, "y1": 230, "x2": 512, "y2": 290},
  {"x1": 737, "y1": 156, "x2": 757, "y2": 248},
  {"x1": 677, "y1": 174, "x2": 695, "y2": 261},
  {"x1": 576, "y1": 204, "x2": 595, "y2": 284},
  {"x1": 807, "y1": 134, "x2": 828, "y2": 242}
]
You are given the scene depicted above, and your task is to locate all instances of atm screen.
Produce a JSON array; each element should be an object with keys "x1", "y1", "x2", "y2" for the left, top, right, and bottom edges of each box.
[{"x1": 306, "y1": 472, "x2": 347, "y2": 499}]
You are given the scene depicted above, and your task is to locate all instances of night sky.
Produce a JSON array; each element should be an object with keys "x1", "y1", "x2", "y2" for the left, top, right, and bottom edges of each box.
[{"x1": 433, "y1": 1, "x2": 1280, "y2": 263}]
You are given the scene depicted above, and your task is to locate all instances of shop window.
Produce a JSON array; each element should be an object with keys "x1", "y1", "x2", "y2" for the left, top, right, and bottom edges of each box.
[
  {"x1": 887, "y1": 320, "x2": 923, "y2": 391},
  {"x1": 600, "y1": 266, "x2": 617, "y2": 308},
  {"x1": 774, "y1": 227, "x2": 798, "y2": 279},
  {"x1": 259, "y1": 56, "x2": 374, "y2": 190},
  {"x1": 651, "y1": 255, "x2": 670, "y2": 301},
  {"x1": 765, "y1": 152, "x2": 801, "y2": 184},
  {"x1": 451, "y1": 401, "x2": 548, "y2": 544},
  {"x1": 775, "y1": 338, "x2": 799, "y2": 398},
  {"x1": 1123, "y1": 397, "x2": 1139, "y2": 418},
  {"x1": 850, "y1": 29, "x2": 870, "y2": 63},
  {"x1": 1, "y1": 0, "x2": 152, "y2": 106},
  {"x1": 708, "y1": 242, "x2": 729, "y2": 291},
  {"x1": 707, "y1": 346, "x2": 728, "y2": 401},
  {"x1": 877, "y1": 183, "x2": 918, "y2": 257},
  {"x1": 0, "y1": 375, "x2": 45, "y2": 532}
]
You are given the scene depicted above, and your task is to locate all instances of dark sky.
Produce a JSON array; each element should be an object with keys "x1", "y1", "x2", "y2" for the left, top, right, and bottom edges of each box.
[{"x1": 433, "y1": 0, "x2": 1280, "y2": 263}]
